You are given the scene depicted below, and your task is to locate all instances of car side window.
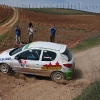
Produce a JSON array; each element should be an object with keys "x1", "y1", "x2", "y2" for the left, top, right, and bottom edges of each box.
[
  {"x1": 16, "y1": 49, "x2": 41, "y2": 60},
  {"x1": 42, "y1": 50, "x2": 56, "y2": 61}
]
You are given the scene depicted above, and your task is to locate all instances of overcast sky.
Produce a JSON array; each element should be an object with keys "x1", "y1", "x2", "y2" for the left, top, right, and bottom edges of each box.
[{"x1": 0, "y1": 0, "x2": 100, "y2": 13}]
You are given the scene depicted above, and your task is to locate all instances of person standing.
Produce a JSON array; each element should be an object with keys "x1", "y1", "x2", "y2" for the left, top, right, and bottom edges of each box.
[
  {"x1": 50, "y1": 25, "x2": 56, "y2": 42},
  {"x1": 28, "y1": 25, "x2": 34, "y2": 43},
  {"x1": 14, "y1": 25, "x2": 22, "y2": 44}
]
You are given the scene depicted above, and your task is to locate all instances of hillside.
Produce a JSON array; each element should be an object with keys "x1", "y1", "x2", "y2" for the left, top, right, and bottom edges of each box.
[
  {"x1": 0, "y1": 8, "x2": 100, "y2": 51},
  {"x1": 19, "y1": 9, "x2": 100, "y2": 46},
  {"x1": 0, "y1": 5, "x2": 13, "y2": 24},
  {"x1": 23, "y1": 8, "x2": 95, "y2": 15}
]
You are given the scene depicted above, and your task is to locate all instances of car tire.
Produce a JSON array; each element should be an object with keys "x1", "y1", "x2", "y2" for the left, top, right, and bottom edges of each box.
[
  {"x1": 0, "y1": 64, "x2": 12, "y2": 74},
  {"x1": 51, "y1": 71, "x2": 66, "y2": 82}
]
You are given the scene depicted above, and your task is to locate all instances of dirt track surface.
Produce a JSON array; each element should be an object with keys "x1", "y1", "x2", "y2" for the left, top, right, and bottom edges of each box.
[
  {"x1": 0, "y1": 45, "x2": 100, "y2": 100},
  {"x1": 0, "y1": 8, "x2": 18, "y2": 35}
]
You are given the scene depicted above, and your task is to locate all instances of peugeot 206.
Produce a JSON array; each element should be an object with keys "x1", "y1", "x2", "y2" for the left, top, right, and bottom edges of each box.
[{"x1": 0, "y1": 41, "x2": 75, "y2": 82}]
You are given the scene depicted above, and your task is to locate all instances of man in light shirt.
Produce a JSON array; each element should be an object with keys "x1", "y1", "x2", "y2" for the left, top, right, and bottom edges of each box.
[{"x1": 28, "y1": 25, "x2": 34, "y2": 43}]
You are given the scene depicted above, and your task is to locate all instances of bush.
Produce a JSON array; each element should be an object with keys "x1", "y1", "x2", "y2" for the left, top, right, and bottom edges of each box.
[{"x1": 73, "y1": 81, "x2": 100, "y2": 100}]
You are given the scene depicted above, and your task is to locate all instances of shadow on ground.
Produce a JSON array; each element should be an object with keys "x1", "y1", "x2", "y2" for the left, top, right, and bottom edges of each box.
[
  {"x1": 24, "y1": 74, "x2": 51, "y2": 81},
  {"x1": 73, "y1": 68, "x2": 83, "y2": 80}
]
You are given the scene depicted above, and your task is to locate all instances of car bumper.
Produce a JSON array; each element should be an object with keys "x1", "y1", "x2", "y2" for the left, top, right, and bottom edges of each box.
[{"x1": 65, "y1": 69, "x2": 74, "y2": 79}]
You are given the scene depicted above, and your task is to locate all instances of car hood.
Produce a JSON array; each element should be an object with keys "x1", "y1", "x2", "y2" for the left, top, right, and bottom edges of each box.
[{"x1": 0, "y1": 48, "x2": 14, "y2": 57}]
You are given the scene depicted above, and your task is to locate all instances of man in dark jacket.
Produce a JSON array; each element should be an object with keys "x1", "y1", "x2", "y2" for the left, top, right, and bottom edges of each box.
[
  {"x1": 50, "y1": 25, "x2": 56, "y2": 42},
  {"x1": 14, "y1": 25, "x2": 22, "y2": 44}
]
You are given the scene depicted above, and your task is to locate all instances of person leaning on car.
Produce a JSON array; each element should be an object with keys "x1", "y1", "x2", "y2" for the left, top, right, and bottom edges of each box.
[{"x1": 50, "y1": 25, "x2": 56, "y2": 42}]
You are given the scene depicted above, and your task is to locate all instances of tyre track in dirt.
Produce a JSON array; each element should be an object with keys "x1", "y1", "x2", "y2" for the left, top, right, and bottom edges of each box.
[{"x1": 0, "y1": 8, "x2": 19, "y2": 35}]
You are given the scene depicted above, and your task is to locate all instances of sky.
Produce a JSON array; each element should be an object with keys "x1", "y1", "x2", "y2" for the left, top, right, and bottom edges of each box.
[{"x1": 0, "y1": 0, "x2": 100, "y2": 13}]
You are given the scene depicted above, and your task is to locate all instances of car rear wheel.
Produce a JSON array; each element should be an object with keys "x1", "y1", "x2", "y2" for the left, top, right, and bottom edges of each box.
[
  {"x1": 51, "y1": 71, "x2": 66, "y2": 82},
  {"x1": 0, "y1": 64, "x2": 12, "y2": 74}
]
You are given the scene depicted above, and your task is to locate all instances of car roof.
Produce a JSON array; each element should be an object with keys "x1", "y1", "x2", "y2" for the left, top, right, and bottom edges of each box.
[{"x1": 23, "y1": 41, "x2": 67, "y2": 53}]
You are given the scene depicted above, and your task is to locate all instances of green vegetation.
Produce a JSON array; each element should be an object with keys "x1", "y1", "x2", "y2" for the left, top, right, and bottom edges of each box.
[
  {"x1": 73, "y1": 81, "x2": 100, "y2": 100},
  {"x1": 0, "y1": 30, "x2": 9, "y2": 42},
  {"x1": 23, "y1": 8, "x2": 95, "y2": 15},
  {"x1": 70, "y1": 36, "x2": 100, "y2": 53}
]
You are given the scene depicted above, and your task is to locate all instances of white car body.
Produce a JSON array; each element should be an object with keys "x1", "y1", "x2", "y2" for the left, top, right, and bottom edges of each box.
[{"x1": 0, "y1": 41, "x2": 75, "y2": 81}]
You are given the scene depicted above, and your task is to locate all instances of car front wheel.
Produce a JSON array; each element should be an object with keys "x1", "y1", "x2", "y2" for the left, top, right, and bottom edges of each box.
[
  {"x1": 0, "y1": 64, "x2": 11, "y2": 74},
  {"x1": 51, "y1": 71, "x2": 66, "y2": 82}
]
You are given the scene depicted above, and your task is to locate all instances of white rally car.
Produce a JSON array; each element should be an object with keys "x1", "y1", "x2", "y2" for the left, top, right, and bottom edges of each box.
[{"x1": 0, "y1": 41, "x2": 75, "y2": 81}]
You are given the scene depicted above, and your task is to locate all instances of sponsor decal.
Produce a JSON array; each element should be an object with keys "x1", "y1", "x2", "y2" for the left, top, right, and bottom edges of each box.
[
  {"x1": 62, "y1": 55, "x2": 68, "y2": 61},
  {"x1": 42, "y1": 62, "x2": 62, "y2": 70},
  {"x1": 0, "y1": 57, "x2": 11, "y2": 61},
  {"x1": 19, "y1": 60, "x2": 26, "y2": 68},
  {"x1": 24, "y1": 43, "x2": 30, "y2": 50}
]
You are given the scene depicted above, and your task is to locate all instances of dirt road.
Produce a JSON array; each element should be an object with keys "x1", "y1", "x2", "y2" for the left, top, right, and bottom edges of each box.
[
  {"x1": 0, "y1": 8, "x2": 18, "y2": 35},
  {"x1": 0, "y1": 45, "x2": 99, "y2": 100}
]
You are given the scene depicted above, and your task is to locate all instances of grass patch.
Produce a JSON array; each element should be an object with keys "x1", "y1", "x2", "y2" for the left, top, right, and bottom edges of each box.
[
  {"x1": 0, "y1": 30, "x2": 10, "y2": 42},
  {"x1": 23, "y1": 8, "x2": 95, "y2": 15},
  {"x1": 73, "y1": 81, "x2": 100, "y2": 100},
  {"x1": 70, "y1": 36, "x2": 100, "y2": 53}
]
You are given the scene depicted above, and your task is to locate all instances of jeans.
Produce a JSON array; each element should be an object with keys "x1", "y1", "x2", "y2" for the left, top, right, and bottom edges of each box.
[
  {"x1": 50, "y1": 34, "x2": 55, "y2": 42},
  {"x1": 16, "y1": 35, "x2": 21, "y2": 44},
  {"x1": 29, "y1": 33, "x2": 33, "y2": 43}
]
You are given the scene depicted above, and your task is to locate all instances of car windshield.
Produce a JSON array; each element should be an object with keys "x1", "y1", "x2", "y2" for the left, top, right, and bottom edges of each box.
[
  {"x1": 61, "y1": 48, "x2": 72, "y2": 61},
  {"x1": 9, "y1": 46, "x2": 23, "y2": 56}
]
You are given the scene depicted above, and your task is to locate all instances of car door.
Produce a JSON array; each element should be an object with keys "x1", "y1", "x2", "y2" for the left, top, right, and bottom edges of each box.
[
  {"x1": 12, "y1": 50, "x2": 30, "y2": 72},
  {"x1": 12, "y1": 49, "x2": 42, "y2": 74},
  {"x1": 27, "y1": 49, "x2": 42, "y2": 75},
  {"x1": 41, "y1": 50, "x2": 58, "y2": 71}
]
